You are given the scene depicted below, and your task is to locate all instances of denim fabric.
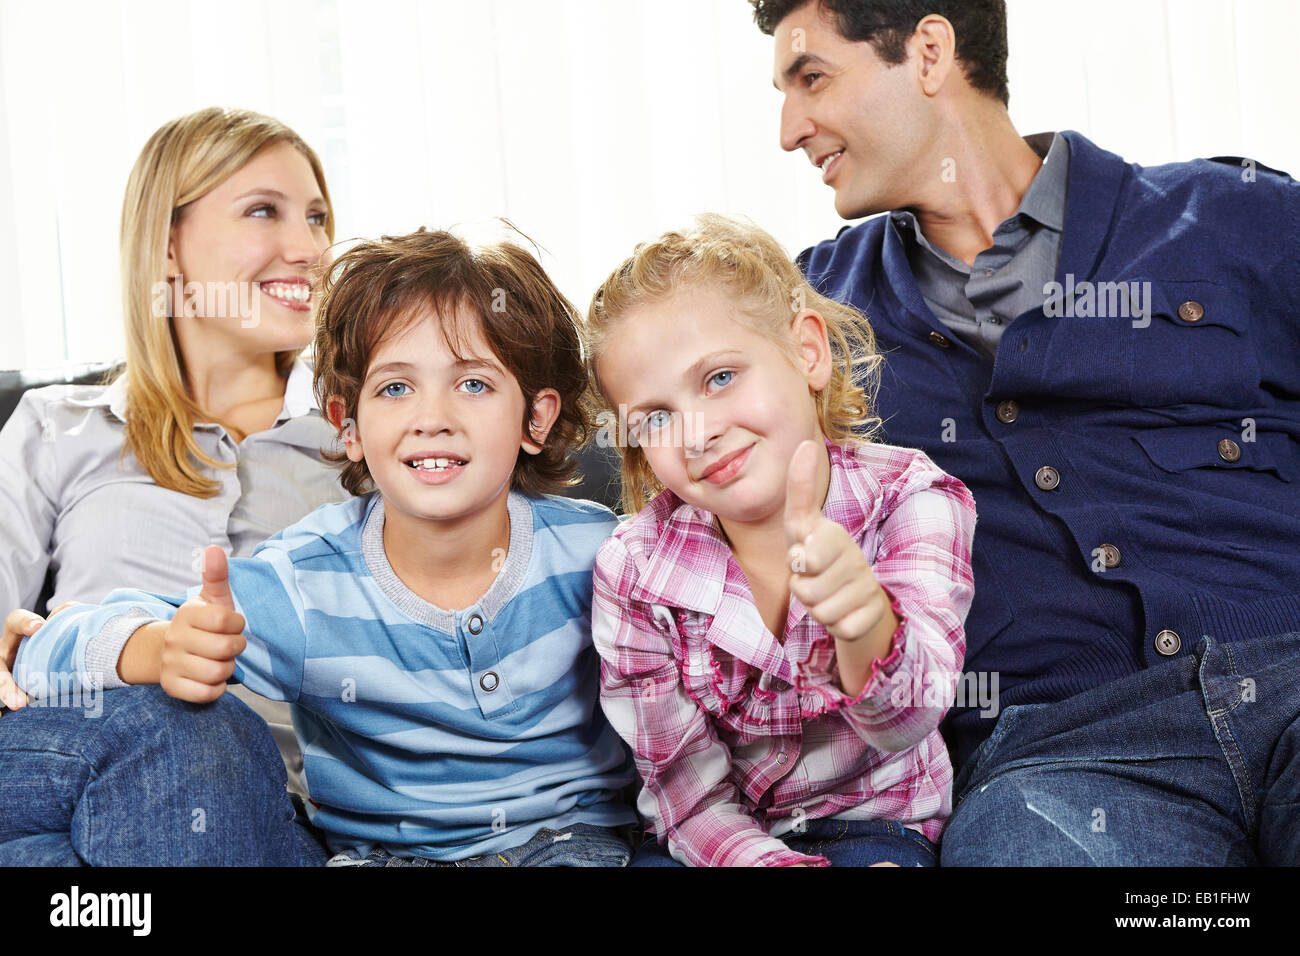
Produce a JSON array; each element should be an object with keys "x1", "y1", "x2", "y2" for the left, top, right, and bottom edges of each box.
[
  {"x1": 629, "y1": 817, "x2": 938, "y2": 867},
  {"x1": 0, "y1": 685, "x2": 326, "y2": 866},
  {"x1": 940, "y1": 633, "x2": 1300, "y2": 866},
  {"x1": 333, "y1": 822, "x2": 632, "y2": 867}
]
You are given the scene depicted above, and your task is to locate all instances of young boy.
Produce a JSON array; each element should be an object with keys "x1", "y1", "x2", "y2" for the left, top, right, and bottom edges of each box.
[{"x1": 15, "y1": 228, "x2": 637, "y2": 866}]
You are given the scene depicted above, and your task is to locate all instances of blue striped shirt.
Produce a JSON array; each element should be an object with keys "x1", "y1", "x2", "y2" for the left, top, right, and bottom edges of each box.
[{"x1": 16, "y1": 489, "x2": 637, "y2": 860}]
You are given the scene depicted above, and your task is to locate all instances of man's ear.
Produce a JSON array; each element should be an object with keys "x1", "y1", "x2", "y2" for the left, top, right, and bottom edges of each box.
[
  {"x1": 521, "y1": 388, "x2": 562, "y2": 455},
  {"x1": 911, "y1": 14, "x2": 957, "y2": 98},
  {"x1": 793, "y1": 310, "x2": 833, "y2": 392},
  {"x1": 326, "y1": 396, "x2": 364, "y2": 462}
]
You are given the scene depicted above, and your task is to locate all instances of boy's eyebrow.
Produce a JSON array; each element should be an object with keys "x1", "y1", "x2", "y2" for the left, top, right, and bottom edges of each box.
[
  {"x1": 625, "y1": 350, "x2": 745, "y2": 416},
  {"x1": 775, "y1": 53, "x2": 829, "y2": 90},
  {"x1": 364, "y1": 357, "x2": 506, "y2": 383}
]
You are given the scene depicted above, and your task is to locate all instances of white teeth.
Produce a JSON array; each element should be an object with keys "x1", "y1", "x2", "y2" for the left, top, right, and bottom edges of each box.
[
  {"x1": 408, "y1": 457, "x2": 466, "y2": 471},
  {"x1": 820, "y1": 150, "x2": 843, "y2": 170},
  {"x1": 262, "y1": 282, "x2": 310, "y2": 303}
]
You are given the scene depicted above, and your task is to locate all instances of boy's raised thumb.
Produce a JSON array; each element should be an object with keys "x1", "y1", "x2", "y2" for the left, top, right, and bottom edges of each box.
[
  {"x1": 784, "y1": 440, "x2": 821, "y2": 548},
  {"x1": 199, "y1": 546, "x2": 236, "y2": 610}
]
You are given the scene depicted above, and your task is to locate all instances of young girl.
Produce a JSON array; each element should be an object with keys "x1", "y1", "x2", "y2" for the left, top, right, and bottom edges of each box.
[{"x1": 582, "y1": 214, "x2": 977, "y2": 867}]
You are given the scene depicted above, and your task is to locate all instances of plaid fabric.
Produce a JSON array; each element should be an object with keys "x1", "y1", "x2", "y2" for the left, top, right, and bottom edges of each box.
[{"x1": 593, "y1": 439, "x2": 976, "y2": 867}]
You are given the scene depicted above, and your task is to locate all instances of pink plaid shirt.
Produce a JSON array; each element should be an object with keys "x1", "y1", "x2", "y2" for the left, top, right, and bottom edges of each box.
[{"x1": 592, "y1": 439, "x2": 977, "y2": 867}]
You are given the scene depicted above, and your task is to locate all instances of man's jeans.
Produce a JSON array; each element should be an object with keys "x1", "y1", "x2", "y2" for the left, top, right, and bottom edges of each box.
[
  {"x1": 941, "y1": 633, "x2": 1300, "y2": 866},
  {"x1": 0, "y1": 685, "x2": 325, "y2": 866}
]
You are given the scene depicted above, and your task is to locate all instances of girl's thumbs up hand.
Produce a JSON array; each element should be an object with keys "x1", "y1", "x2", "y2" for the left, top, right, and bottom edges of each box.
[
  {"x1": 160, "y1": 546, "x2": 246, "y2": 703},
  {"x1": 784, "y1": 441, "x2": 887, "y2": 645}
]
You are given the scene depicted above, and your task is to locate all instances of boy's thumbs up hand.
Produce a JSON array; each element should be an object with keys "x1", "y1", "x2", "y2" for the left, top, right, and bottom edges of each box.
[
  {"x1": 159, "y1": 546, "x2": 246, "y2": 703},
  {"x1": 199, "y1": 545, "x2": 237, "y2": 610},
  {"x1": 785, "y1": 441, "x2": 887, "y2": 645}
]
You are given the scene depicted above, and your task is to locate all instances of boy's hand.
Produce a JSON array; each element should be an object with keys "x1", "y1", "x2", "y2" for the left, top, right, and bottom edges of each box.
[
  {"x1": 159, "y1": 546, "x2": 246, "y2": 703},
  {"x1": 784, "y1": 440, "x2": 890, "y2": 645}
]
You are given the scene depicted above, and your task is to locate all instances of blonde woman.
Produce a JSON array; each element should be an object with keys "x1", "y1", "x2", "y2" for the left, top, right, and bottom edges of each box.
[{"x1": 0, "y1": 107, "x2": 349, "y2": 865}]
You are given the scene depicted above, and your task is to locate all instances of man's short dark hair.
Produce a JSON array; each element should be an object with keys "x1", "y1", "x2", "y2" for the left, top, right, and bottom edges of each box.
[{"x1": 751, "y1": 0, "x2": 1010, "y2": 106}]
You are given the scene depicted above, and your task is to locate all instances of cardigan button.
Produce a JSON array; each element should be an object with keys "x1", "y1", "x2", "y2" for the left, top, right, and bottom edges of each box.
[
  {"x1": 1177, "y1": 301, "x2": 1205, "y2": 322},
  {"x1": 1154, "y1": 630, "x2": 1182, "y2": 656},
  {"x1": 1096, "y1": 544, "x2": 1121, "y2": 569},
  {"x1": 928, "y1": 331, "x2": 954, "y2": 349},
  {"x1": 996, "y1": 400, "x2": 1020, "y2": 424},
  {"x1": 1217, "y1": 439, "x2": 1242, "y2": 463},
  {"x1": 1034, "y1": 466, "x2": 1061, "y2": 491}
]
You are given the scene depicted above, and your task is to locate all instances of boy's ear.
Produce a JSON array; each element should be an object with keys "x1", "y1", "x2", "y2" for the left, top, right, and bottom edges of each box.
[
  {"x1": 793, "y1": 309, "x2": 833, "y2": 391},
  {"x1": 521, "y1": 388, "x2": 562, "y2": 456},
  {"x1": 326, "y1": 396, "x2": 365, "y2": 462}
]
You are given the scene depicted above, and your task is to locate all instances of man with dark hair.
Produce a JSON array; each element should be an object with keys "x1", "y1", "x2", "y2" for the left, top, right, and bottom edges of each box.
[{"x1": 756, "y1": 0, "x2": 1300, "y2": 865}]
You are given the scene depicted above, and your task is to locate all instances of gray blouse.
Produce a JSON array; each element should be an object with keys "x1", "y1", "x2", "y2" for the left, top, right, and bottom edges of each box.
[{"x1": 0, "y1": 356, "x2": 352, "y2": 794}]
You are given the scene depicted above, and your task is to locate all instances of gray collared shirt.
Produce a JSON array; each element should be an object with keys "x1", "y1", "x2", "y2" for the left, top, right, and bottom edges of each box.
[
  {"x1": 0, "y1": 355, "x2": 351, "y2": 794},
  {"x1": 891, "y1": 131, "x2": 1069, "y2": 360}
]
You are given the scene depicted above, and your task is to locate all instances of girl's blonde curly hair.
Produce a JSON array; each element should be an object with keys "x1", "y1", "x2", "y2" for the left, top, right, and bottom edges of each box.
[{"x1": 582, "y1": 213, "x2": 883, "y2": 515}]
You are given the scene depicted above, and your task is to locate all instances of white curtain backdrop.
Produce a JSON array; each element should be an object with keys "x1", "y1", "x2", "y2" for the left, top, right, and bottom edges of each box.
[{"x1": 2, "y1": 0, "x2": 1297, "y2": 369}]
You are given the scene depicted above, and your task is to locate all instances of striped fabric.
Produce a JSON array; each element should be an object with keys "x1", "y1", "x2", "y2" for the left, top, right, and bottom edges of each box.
[
  {"x1": 16, "y1": 490, "x2": 637, "y2": 861},
  {"x1": 592, "y1": 439, "x2": 977, "y2": 867}
]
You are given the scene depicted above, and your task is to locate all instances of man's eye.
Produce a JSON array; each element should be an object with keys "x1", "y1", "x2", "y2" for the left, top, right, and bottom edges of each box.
[
  {"x1": 381, "y1": 382, "x2": 411, "y2": 398},
  {"x1": 804, "y1": 72, "x2": 823, "y2": 87},
  {"x1": 708, "y1": 370, "x2": 734, "y2": 390},
  {"x1": 458, "y1": 379, "x2": 490, "y2": 394}
]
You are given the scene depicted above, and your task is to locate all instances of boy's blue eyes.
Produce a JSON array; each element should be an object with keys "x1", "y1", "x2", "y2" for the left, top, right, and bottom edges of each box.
[{"x1": 378, "y1": 380, "x2": 490, "y2": 398}]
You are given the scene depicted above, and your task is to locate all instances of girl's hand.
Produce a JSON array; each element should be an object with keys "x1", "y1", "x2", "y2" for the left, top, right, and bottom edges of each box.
[{"x1": 783, "y1": 441, "x2": 890, "y2": 644}]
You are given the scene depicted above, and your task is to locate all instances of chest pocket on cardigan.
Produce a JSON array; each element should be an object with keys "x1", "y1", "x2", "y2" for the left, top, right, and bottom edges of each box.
[{"x1": 1127, "y1": 279, "x2": 1259, "y2": 410}]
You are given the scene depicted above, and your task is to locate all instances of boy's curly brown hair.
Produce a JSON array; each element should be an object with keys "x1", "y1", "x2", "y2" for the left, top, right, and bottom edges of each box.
[{"x1": 313, "y1": 226, "x2": 590, "y2": 497}]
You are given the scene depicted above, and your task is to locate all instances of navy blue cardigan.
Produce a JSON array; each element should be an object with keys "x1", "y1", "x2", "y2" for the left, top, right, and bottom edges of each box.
[{"x1": 799, "y1": 131, "x2": 1300, "y2": 769}]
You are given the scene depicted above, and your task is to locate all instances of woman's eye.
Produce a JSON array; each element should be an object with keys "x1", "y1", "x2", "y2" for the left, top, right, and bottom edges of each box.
[
  {"x1": 309, "y1": 211, "x2": 329, "y2": 227},
  {"x1": 248, "y1": 204, "x2": 275, "y2": 218},
  {"x1": 381, "y1": 382, "x2": 410, "y2": 398},
  {"x1": 708, "y1": 370, "x2": 734, "y2": 390},
  {"x1": 458, "y1": 379, "x2": 489, "y2": 394}
]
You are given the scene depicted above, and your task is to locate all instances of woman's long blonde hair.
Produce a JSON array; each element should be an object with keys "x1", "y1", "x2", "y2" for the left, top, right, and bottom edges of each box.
[
  {"x1": 117, "y1": 107, "x2": 334, "y2": 496},
  {"x1": 583, "y1": 213, "x2": 883, "y2": 516}
]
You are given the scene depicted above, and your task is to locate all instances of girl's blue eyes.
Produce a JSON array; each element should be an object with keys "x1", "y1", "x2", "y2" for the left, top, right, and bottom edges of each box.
[
  {"x1": 640, "y1": 370, "x2": 735, "y2": 432},
  {"x1": 643, "y1": 411, "x2": 671, "y2": 432},
  {"x1": 709, "y1": 370, "x2": 733, "y2": 389}
]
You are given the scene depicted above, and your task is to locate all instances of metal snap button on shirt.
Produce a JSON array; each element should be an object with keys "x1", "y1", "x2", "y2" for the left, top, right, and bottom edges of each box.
[
  {"x1": 1178, "y1": 301, "x2": 1205, "y2": 322},
  {"x1": 776, "y1": 752, "x2": 788, "y2": 765},
  {"x1": 1217, "y1": 439, "x2": 1242, "y2": 463},
  {"x1": 1035, "y1": 466, "x2": 1061, "y2": 491},
  {"x1": 996, "y1": 400, "x2": 1020, "y2": 424},
  {"x1": 928, "y1": 331, "x2": 953, "y2": 349},
  {"x1": 479, "y1": 671, "x2": 499, "y2": 692},
  {"x1": 1154, "y1": 630, "x2": 1182, "y2": 656},
  {"x1": 467, "y1": 614, "x2": 484, "y2": 635},
  {"x1": 1096, "y1": 544, "x2": 1121, "y2": 569}
]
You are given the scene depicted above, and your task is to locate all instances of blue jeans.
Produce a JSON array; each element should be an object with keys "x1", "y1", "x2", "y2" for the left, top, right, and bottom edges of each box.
[
  {"x1": 0, "y1": 685, "x2": 325, "y2": 866},
  {"x1": 630, "y1": 818, "x2": 938, "y2": 867},
  {"x1": 940, "y1": 633, "x2": 1300, "y2": 866},
  {"x1": 335, "y1": 822, "x2": 632, "y2": 867}
]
